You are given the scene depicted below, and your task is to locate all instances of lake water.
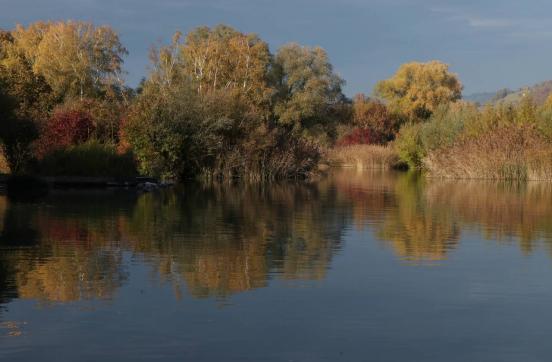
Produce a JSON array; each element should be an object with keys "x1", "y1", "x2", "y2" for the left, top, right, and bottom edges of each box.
[{"x1": 1, "y1": 169, "x2": 552, "y2": 361}]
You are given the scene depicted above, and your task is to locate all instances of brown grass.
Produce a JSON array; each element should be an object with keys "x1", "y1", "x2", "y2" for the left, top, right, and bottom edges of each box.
[
  {"x1": 327, "y1": 144, "x2": 401, "y2": 170},
  {"x1": 424, "y1": 125, "x2": 552, "y2": 180}
]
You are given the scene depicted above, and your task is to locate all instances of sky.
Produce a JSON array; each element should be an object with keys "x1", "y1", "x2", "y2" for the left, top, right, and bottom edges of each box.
[{"x1": 1, "y1": 0, "x2": 552, "y2": 96}]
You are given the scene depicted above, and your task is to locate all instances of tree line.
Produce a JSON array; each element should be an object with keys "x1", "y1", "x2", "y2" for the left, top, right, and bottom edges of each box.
[{"x1": 0, "y1": 20, "x2": 471, "y2": 180}]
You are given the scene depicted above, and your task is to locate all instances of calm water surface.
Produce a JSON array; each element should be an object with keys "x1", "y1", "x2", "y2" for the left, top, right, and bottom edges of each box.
[{"x1": 1, "y1": 169, "x2": 552, "y2": 361}]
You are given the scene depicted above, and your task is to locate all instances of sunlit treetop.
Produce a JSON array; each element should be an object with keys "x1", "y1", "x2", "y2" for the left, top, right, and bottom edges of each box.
[{"x1": 375, "y1": 61, "x2": 463, "y2": 121}]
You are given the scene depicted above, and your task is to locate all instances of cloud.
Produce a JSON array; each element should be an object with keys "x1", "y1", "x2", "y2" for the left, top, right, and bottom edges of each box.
[
  {"x1": 430, "y1": 6, "x2": 514, "y2": 29},
  {"x1": 428, "y1": 5, "x2": 552, "y2": 43},
  {"x1": 465, "y1": 17, "x2": 513, "y2": 28}
]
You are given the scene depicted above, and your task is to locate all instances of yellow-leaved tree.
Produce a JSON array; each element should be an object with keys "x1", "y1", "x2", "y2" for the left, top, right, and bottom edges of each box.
[{"x1": 375, "y1": 61, "x2": 463, "y2": 121}]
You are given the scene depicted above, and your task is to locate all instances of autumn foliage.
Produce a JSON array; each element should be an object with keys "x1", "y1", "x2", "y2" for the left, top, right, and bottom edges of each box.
[
  {"x1": 352, "y1": 94, "x2": 398, "y2": 138},
  {"x1": 335, "y1": 95, "x2": 398, "y2": 147},
  {"x1": 4, "y1": 20, "x2": 552, "y2": 181},
  {"x1": 35, "y1": 108, "x2": 95, "y2": 158},
  {"x1": 336, "y1": 128, "x2": 386, "y2": 146}
]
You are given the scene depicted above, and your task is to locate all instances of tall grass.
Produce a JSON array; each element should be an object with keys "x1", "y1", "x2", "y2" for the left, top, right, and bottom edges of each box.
[
  {"x1": 327, "y1": 144, "x2": 401, "y2": 170},
  {"x1": 38, "y1": 141, "x2": 137, "y2": 178},
  {"x1": 424, "y1": 125, "x2": 552, "y2": 180},
  {"x1": 394, "y1": 99, "x2": 552, "y2": 180}
]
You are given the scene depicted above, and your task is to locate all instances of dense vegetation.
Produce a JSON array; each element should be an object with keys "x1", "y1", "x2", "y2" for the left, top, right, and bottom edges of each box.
[
  {"x1": 1, "y1": 20, "x2": 552, "y2": 181},
  {"x1": 0, "y1": 22, "x2": 348, "y2": 180},
  {"x1": 0, "y1": 21, "x2": 132, "y2": 176},
  {"x1": 398, "y1": 98, "x2": 552, "y2": 180}
]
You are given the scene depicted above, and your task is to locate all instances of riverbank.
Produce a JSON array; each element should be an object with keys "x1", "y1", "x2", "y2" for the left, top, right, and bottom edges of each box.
[{"x1": 1, "y1": 174, "x2": 172, "y2": 196}]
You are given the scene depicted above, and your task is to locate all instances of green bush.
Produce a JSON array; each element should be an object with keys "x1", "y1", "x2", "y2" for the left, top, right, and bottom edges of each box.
[
  {"x1": 394, "y1": 103, "x2": 479, "y2": 169},
  {"x1": 394, "y1": 122, "x2": 424, "y2": 169},
  {"x1": 38, "y1": 141, "x2": 137, "y2": 177}
]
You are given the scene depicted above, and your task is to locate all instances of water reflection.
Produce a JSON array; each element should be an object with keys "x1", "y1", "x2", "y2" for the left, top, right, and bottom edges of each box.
[{"x1": 1, "y1": 170, "x2": 552, "y2": 305}]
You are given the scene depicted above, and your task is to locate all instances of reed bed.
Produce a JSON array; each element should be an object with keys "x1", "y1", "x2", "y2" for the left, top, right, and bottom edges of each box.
[
  {"x1": 327, "y1": 144, "x2": 401, "y2": 170},
  {"x1": 424, "y1": 125, "x2": 552, "y2": 180}
]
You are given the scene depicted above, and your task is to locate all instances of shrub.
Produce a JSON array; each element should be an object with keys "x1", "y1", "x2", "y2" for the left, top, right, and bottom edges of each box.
[
  {"x1": 394, "y1": 122, "x2": 425, "y2": 169},
  {"x1": 207, "y1": 126, "x2": 322, "y2": 180},
  {"x1": 352, "y1": 94, "x2": 400, "y2": 140},
  {"x1": 0, "y1": 116, "x2": 38, "y2": 174},
  {"x1": 55, "y1": 98, "x2": 126, "y2": 144},
  {"x1": 124, "y1": 74, "x2": 324, "y2": 181},
  {"x1": 38, "y1": 141, "x2": 137, "y2": 177},
  {"x1": 394, "y1": 102, "x2": 477, "y2": 169},
  {"x1": 336, "y1": 128, "x2": 389, "y2": 146},
  {"x1": 36, "y1": 108, "x2": 95, "y2": 158}
]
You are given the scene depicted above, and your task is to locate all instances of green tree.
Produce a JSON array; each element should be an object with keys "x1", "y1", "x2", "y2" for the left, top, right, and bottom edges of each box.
[
  {"x1": 124, "y1": 26, "x2": 324, "y2": 180},
  {"x1": 273, "y1": 43, "x2": 345, "y2": 141}
]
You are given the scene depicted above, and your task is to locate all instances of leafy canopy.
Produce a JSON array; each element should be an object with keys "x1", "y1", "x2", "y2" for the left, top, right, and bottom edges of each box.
[
  {"x1": 273, "y1": 43, "x2": 345, "y2": 134},
  {"x1": 375, "y1": 61, "x2": 463, "y2": 121}
]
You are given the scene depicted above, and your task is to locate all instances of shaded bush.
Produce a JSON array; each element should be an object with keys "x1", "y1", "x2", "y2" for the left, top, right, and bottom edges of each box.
[
  {"x1": 0, "y1": 116, "x2": 38, "y2": 174},
  {"x1": 38, "y1": 141, "x2": 137, "y2": 177},
  {"x1": 208, "y1": 126, "x2": 322, "y2": 180},
  {"x1": 0, "y1": 79, "x2": 38, "y2": 173}
]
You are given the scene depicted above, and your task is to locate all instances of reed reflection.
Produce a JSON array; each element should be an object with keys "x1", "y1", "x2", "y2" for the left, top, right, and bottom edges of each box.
[{"x1": 332, "y1": 169, "x2": 552, "y2": 261}]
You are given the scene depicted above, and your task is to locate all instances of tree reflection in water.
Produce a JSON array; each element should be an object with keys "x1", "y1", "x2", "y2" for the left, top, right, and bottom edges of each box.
[{"x1": 1, "y1": 169, "x2": 552, "y2": 305}]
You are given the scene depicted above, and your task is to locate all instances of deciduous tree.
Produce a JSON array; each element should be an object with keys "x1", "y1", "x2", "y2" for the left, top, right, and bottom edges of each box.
[
  {"x1": 375, "y1": 61, "x2": 462, "y2": 121},
  {"x1": 273, "y1": 43, "x2": 345, "y2": 141}
]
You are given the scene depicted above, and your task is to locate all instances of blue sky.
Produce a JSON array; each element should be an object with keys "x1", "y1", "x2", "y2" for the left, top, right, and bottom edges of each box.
[{"x1": 1, "y1": 0, "x2": 552, "y2": 96}]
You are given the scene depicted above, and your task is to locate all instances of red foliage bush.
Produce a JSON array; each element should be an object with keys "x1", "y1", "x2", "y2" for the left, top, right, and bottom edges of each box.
[
  {"x1": 352, "y1": 94, "x2": 399, "y2": 140},
  {"x1": 35, "y1": 109, "x2": 95, "y2": 158},
  {"x1": 336, "y1": 128, "x2": 388, "y2": 146}
]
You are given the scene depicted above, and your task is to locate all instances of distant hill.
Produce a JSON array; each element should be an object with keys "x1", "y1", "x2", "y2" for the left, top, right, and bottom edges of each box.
[
  {"x1": 465, "y1": 80, "x2": 552, "y2": 106},
  {"x1": 498, "y1": 81, "x2": 552, "y2": 105},
  {"x1": 463, "y1": 91, "x2": 498, "y2": 105}
]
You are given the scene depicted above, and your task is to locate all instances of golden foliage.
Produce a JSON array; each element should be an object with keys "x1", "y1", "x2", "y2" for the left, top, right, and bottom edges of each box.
[
  {"x1": 4, "y1": 21, "x2": 127, "y2": 100},
  {"x1": 375, "y1": 61, "x2": 462, "y2": 121}
]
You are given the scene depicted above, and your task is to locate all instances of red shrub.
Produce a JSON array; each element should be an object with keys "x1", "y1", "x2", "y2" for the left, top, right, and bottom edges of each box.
[
  {"x1": 336, "y1": 128, "x2": 387, "y2": 146},
  {"x1": 352, "y1": 94, "x2": 399, "y2": 140},
  {"x1": 35, "y1": 109, "x2": 95, "y2": 158}
]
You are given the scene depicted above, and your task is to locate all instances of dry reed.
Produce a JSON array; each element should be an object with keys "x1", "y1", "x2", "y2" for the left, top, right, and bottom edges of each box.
[
  {"x1": 327, "y1": 144, "x2": 401, "y2": 170},
  {"x1": 424, "y1": 125, "x2": 552, "y2": 180}
]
